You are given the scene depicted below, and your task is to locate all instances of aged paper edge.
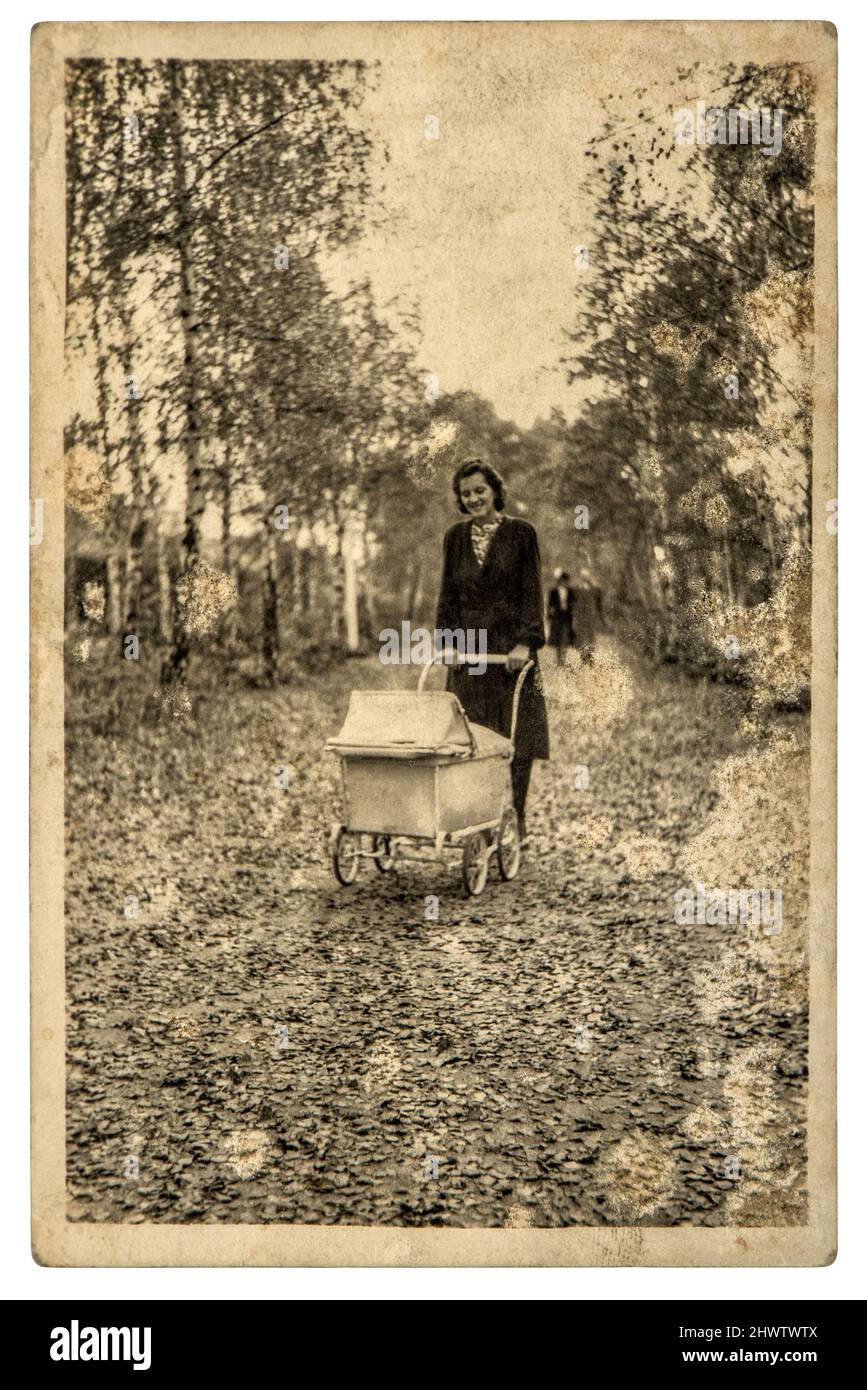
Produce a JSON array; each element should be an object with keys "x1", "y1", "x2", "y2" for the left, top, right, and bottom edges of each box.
[{"x1": 30, "y1": 19, "x2": 837, "y2": 1268}]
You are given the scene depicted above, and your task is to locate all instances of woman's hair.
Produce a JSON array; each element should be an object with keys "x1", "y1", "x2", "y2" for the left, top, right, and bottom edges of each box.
[{"x1": 451, "y1": 457, "x2": 506, "y2": 513}]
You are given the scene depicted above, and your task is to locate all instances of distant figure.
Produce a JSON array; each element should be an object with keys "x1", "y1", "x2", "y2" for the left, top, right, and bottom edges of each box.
[
  {"x1": 547, "y1": 568, "x2": 576, "y2": 665},
  {"x1": 572, "y1": 566, "x2": 604, "y2": 664}
]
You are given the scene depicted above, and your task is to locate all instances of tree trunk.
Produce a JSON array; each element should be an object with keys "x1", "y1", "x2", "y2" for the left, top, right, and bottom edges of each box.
[
  {"x1": 156, "y1": 529, "x2": 173, "y2": 644},
  {"x1": 297, "y1": 546, "x2": 311, "y2": 615},
  {"x1": 342, "y1": 520, "x2": 362, "y2": 653},
  {"x1": 105, "y1": 552, "x2": 123, "y2": 633},
  {"x1": 112, "y1": 303, "x2": 150, "y2": 644},
  {"x1": 262, "y1": 525, "x2": 280, "y2": 685},
  {"x1": 64, "y1": 552, "x2": 77, "y2": 630},
  {"x1": 329, "y1": 516, "x2": 345, "y2": 644},
  {"x1": 330, "y1": 571, "x2": 344, "y2": 643},
  {"x1": 221, "y1": 458, "x2": 238, "y2": 646},
  {"x1": 122, "y1": 518, "x2": 146, "y2": 647},
  {"x1": 404, "y1": 561, "x2": 422, "y2": 624},
  {"x1": 113, "y1": 60, "x2": 150, "y2": 653},
  {"x1": 722, "y1": 535, "x2": 736, "y2": 607},
  {"x1": 160, "y1": 60, "x2": 207, "y2": 686},
  {"x1": 357, "y1": 583, "x2": 373, "y2": 645},
  {"x1": 284, "y1": 544, "x2": 297, "y2": 625}
]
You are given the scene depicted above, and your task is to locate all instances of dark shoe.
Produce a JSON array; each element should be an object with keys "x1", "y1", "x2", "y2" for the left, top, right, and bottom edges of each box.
[{"x1": 518, "y1": 813, "x2": 528, "y2": 845}]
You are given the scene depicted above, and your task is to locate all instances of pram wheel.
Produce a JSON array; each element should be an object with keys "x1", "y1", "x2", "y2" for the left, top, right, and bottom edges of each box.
[
  {"x1": 330, "y1": 824, "x2": 359, "y2": 885},
  {"x1": 462, "y1": 831, "x2": 490, "y2": 896},
  {"x1": 496, "y1": 808, "x2": 521, "y2": 881},
  {"x1": 372, "y1": 834, "x2": 394, "y2": 872}
]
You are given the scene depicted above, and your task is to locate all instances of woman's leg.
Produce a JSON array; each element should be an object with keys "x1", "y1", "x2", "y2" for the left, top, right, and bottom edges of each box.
[{"x1": 511, "y1": 758, "x2": 533, "y2": 839}]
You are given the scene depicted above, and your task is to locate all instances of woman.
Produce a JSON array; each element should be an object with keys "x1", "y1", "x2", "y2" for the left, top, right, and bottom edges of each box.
[{"x1": 435, "y1": 458, "x2": 550, "y2": 841}]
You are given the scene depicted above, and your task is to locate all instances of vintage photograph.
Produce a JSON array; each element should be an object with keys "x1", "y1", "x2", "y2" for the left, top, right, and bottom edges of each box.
[{"x1": 31, "y1": 20, "x2": 836, "y2": 1265}]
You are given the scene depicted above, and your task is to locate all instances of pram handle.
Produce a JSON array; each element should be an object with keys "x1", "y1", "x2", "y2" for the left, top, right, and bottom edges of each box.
[{"x1": 416, "y1": 651, "x2": 534, "y2": 751}]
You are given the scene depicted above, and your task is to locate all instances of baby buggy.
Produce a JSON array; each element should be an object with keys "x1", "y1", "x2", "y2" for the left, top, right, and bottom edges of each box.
[{"x1": 326, "y1": 654, "x2": 532, "y2": 896}]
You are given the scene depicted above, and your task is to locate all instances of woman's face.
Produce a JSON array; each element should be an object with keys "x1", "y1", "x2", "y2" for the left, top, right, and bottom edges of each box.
[{"x1": 460, "y1": 471, "x2": 497, "y2": 521}]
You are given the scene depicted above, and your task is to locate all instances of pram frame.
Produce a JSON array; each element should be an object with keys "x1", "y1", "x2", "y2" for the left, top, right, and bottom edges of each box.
[{"x1": 328, "y1": 653, "x2": 533, "y2": 894}]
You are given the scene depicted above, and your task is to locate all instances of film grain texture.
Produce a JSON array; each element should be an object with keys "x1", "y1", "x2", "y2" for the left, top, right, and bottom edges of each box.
[{"x1": 30, "y1": 19, "x2": 836, "y2": 1267}]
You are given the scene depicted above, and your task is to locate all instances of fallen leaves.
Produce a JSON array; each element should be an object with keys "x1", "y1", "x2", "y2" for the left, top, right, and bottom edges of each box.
[{"x1": 64, "y1": 641, "x2": 808, "y2": 1227}]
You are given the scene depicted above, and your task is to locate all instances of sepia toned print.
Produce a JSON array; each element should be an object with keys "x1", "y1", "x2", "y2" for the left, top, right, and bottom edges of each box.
[{"x1": 31, "y1": 20, "x2": 836, "y2": 1266}]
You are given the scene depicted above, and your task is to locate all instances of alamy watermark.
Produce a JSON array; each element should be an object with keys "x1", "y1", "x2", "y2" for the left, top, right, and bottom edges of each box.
[
  {"x1": 379, "y1": 623, "x2": 488, "y2": 673},
  {"x1": 50, "y1": 1321, "x2": 151, "y2": 1371},
  {"x1": 675, "y1": 101, "x2": 783, "y2": 158},
  {"x1": 674, "y1": 881, "x2": 782, "y2": 935}
]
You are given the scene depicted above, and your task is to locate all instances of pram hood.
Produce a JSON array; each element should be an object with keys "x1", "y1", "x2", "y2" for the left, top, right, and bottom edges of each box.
[{"x1": 326, "y1": 690, "x2": 511, "y2": 761}]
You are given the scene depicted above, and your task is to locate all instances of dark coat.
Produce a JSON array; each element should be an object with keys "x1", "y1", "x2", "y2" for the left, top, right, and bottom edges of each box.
[
  {"x1": 547, "y1": 583, "x2": 576, "y2": 646},
  {"x1": 435, "y1": 515, "x2": 550, "y2": 761}
]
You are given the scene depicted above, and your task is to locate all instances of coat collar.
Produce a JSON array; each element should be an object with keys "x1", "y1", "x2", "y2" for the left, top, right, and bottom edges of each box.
[{"x1": 464, "y1": 512, "x2": 514, "y2": 533}]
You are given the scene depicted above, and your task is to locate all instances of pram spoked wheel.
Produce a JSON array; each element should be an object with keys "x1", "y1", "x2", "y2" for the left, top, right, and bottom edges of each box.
[
  {"x1": 496, "y1": 808, "x2": 521, "y2": 880},
  {"x1": 462, "y1": 831, "x2": 490, "y2": 896},
  {"x1": 330, "y1": 823, "x2": 359, "y2": 885}
]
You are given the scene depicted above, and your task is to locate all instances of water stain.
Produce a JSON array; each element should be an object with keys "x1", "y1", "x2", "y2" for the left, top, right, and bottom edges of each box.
[
  {"x1": 176, "y1": 563, "x2": 238, "y2": 637},
  {"x1": 224, "y1": 1129, "x2": 270, "y2": 1179}
]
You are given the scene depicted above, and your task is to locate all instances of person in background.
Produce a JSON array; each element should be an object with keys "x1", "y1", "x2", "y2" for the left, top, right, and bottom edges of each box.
[{"x1": 547, "y1": 568, "x2": 576, "y2": 665}]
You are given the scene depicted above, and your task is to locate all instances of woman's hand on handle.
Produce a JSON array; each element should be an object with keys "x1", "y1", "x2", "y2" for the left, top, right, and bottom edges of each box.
[{"x1": 506, "y1": 643, "x2": 531, "y2": 671}]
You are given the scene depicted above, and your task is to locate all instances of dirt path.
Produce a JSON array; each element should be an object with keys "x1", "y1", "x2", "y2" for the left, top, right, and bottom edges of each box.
[{"x1": 65, "y1": 640, "x2": 808, "y2": 1227}]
